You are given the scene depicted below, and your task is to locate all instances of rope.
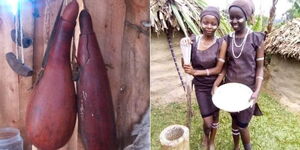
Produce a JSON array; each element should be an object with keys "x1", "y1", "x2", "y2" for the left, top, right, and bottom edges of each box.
[
  {"x1": 14, "y1": 16, "x2": 18, "y2": 60},
  {"x1": 19, "y1": 0, "x2": 25, "y2": 64}
]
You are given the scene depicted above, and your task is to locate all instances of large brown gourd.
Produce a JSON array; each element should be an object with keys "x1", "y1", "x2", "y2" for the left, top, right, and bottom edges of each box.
[
  {"x1": 77, "y1": 10, "x2": 117, "y2": 150},
  {"x1": 25, "y1": 1, "x2": 79, "y2": 149}
]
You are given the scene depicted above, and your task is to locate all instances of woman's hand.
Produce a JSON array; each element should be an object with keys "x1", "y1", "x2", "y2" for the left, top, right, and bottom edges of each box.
[
  {"x1": 211, "y1": 85, "x2": 218, "y2": 95},
  {"x1": 249, "y1": 91, "x2": 259, "y2": 107},
  {"x1": 183, "y1": 64, "x2": 195, "y2": 75}
]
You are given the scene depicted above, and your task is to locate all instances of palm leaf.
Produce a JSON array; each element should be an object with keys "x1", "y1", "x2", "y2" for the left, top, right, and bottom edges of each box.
[
  {"x1": 193, "y1": 0, "x2": 207, "y2": 8},
  {"x1": 170, "y1": 3, "x2": 189, "y2": 37},
  {"x1": 175, "y1": 1, "x2": 200, "y2": 35},
  {"x1": 150, "y1": 0, "x2": 232, "y2": 36}
]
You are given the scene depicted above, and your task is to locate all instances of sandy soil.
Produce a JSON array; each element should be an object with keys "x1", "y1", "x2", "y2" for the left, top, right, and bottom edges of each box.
[{"x1": 150, "y1": 32, "x2": 188, "y2": 106}]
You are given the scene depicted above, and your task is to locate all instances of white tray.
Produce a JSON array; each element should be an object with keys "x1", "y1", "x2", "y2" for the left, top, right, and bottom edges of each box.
[{"x1": 212, "y1": 83, "x2": 253, "y2": 112}]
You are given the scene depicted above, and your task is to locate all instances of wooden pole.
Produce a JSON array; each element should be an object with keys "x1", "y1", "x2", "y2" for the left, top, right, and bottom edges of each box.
[
  {"x1": 185, "y1": 76, "x2": 192, "y2": 129},
  {"x1": 116, "y1": 0, "x2": 150, "y2": 147},
  {"x1": 166, "y1": 28, "x2": 192, "y2": 129},
  {"x1": 267, "y1": 0, "x2": 278, "y2": 34}
]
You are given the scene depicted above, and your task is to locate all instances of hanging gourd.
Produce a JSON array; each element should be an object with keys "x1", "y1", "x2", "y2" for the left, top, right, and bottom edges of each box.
[
  {"x1": 77, "y1": 9, "x2": 117, "y2": 150},
  {"x1": 25, "y1": 0, "x2": 79, "y2": 149}
]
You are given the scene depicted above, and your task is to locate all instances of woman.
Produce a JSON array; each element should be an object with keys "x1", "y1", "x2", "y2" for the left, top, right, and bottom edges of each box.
[
  {"x1": 181, "y1": 6, "x2": 227, "y2": 150},
  {"x1": 212, "y1": 0, "x2": 264, "y2": 149}
]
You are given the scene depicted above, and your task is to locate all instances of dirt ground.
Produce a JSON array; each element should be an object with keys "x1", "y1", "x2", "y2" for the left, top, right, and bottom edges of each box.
[{"x1": 150, "y1": 32, "x2": 189, "y2": 106}]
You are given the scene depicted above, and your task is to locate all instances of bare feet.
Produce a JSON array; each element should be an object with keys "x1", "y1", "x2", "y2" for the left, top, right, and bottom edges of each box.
[
  {"x1": 209, "y1": 142, "x2": 215, "y2": 150},
  {"x1": 233, "y1": 147, "x2": 240, "y2": 150},
  {"x1": 201, "y1": 135, "x2": 209, "y2": 149}
]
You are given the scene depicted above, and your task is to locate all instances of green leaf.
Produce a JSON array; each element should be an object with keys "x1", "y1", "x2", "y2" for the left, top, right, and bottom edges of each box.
[
  {"x1": 175, "y1": 2, "x2": 200, "y2": 35},
  {"x1": 252, "y1": 15, "x2": 263, "y2": 32},
  {"x1": 171, "y1": 3, "x2": 189, "y2": 37}
]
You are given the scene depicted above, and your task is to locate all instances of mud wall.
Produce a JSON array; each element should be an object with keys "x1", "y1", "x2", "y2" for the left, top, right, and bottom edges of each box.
[{"x1": 266, "y1": 55, "x2": 300, "y2": 111}]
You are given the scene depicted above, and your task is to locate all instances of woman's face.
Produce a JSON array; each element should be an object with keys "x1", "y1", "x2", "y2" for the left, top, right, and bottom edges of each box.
[
  {"x1": 228, "y1": 7, "x2": 247, "y2": 32},
  {"x1": 200, "y1": 15, "x2": 218, "y2": 36}
]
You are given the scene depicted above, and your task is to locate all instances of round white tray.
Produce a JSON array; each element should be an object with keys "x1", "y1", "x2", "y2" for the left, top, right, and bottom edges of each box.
[{"x1": 212, "y1": 83, "x2": 253, "y2": 112}]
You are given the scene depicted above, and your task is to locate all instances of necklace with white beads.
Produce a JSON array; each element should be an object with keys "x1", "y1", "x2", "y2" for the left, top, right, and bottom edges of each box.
[{"x1": 231, "y1": 28, "x2": 250, "y2": 58}]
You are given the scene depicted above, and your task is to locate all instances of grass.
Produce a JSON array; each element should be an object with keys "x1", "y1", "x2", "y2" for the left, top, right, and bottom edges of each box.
[{"x1": 151, "y1": 92, "x2": 300, "y2": 150}]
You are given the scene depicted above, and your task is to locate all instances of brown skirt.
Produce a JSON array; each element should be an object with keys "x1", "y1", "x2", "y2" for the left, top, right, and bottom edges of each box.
[
  {"x1": 230, "y1": 103, "x2": 262, "y2": 127},
  {"x1": 195, "y1": 86, "x2": 219, "y2": 118}
]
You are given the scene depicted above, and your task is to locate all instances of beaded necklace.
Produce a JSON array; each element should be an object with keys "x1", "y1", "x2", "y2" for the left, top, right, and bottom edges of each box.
[{"x1": 231, "y1": 28, "x2": 250, "y2": 58}]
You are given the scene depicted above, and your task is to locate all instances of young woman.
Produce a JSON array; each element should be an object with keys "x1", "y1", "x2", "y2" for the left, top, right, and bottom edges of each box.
[
  {"x1": 212, "y1": 0, "x2": 265, "y2": 149},
  {"x1": 180, "y1": 6, "x2": 227, "y2": 150}
]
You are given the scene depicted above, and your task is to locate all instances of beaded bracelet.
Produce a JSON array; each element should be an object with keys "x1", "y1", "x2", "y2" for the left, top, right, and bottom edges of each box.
[
  {"x1": 218, "y1": 58, "x2": 225, "y2": 63},
  {"x1": 256, "y1": 76, "x2": 263, "y2": 80},
  {"x1": 256, "y1": 57, "x2": 264, "y2": 61},
  {"x1": 206, "y1": 69, "x2": 210, "y2": 76}
]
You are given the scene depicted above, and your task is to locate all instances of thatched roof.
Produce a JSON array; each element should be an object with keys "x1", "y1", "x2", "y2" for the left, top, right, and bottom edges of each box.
[
  {"x1": 150, "y1": 0, "x2": 205, "y2": 36},
  {"x1": 150, "y1": 0, "x2": 231, "y2": 36},
  {"x1": 265, "y1": 18, "x2": 300, "y2": 60},
  {"x1": 150, "y1": 0, "x2": 265, "y2": 37}
]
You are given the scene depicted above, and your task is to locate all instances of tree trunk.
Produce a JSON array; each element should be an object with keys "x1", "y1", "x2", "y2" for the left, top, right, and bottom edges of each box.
[{"x1": 267, "y1": 0, "x2": 278, "y2": 34}]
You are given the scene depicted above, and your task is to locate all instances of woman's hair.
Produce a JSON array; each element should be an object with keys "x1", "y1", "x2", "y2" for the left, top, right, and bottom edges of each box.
[
  {"x1": 228, "y1": 0, "x2": 255, "y2": 20},
  {"x1": 200, "y1": 6, "x2": 221, "y2": 25}
]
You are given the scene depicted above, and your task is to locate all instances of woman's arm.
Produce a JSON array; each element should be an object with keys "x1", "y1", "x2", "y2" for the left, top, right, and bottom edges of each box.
[
  {"x1": 211, "y1": 65, "x2": 227, "y2": 95},
  {"x1": 184, "y1": 40, "x2": 227, "y2": 76},
  {"x1": 250, "y1": 41, "x2": 265, "y2": 105}
]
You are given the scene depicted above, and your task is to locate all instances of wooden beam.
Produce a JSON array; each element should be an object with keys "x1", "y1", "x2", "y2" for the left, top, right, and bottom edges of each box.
[{"x1": 116, "y1": 0, "x2": 150, "y2": 148}]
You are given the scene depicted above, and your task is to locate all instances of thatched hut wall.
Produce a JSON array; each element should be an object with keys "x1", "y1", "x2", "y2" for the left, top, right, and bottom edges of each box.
[
  {"x1": 0, "y1": 0, "x2": 149, "y2": 149},
  {"x1": 265, "y1": 19, "x2": 300, "y2": 112}
]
